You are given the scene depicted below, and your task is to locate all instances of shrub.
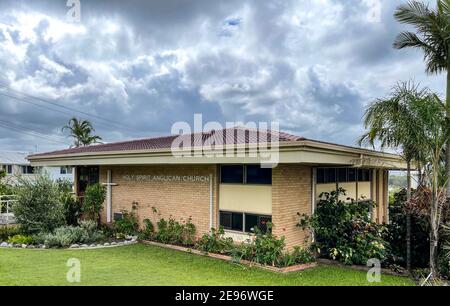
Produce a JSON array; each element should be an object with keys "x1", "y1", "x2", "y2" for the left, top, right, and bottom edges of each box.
[
  {"x1": 12, "y1": 176, "x2": 66, "y2": 234},
  {"x1": 83, "y1": 183, "x2": 106, "y2": 222},
  {"x1": 43, "y1": 226, "x2": 86, "y2": 248},
  {"x1": 61, "y1": 192, "x2": 81, "y2": 226},
  {"x1": 8, "y1": 234, "x2": 34, "y2": 245},
  {"x1": 384, "y1": 189, "x2": 430, "y2": 268},
  {"x1": 36, "y1": 221, "x2": 105, "y2": 248},
  {"x1": 154, "y1": 216, "x2": 196, "y2": 246},
  {"x1": 138, "y1": 219, "x2": 155, "y2": 240},
  {"x1": 196, "y1": 227, "x2": 234, "y2": 254},
  {"x1": 0, "y1": 171, "x2": 12, "y2": 196},
  {"x1": 299, "y1": 188, "x2": 388, "y2": 265},
  {"x1": 114, "y1": 209, "x2": 139, "y2": 236},
  {"x1": 0, "y1": 226, "x2": 20, "y2": 241},
  {"x1": 239, "y1": 223, "x2": 285, "y2": 266}
]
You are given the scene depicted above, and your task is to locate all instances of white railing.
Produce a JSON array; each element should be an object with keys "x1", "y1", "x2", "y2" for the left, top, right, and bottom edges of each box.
[{"x1": 0, "y1": 195, "x2": 16, "y2": 224}]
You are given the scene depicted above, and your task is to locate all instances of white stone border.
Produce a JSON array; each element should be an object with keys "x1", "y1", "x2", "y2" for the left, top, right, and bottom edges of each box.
[{"x1": 0, "y1": 240, "x2": 137, "y2": 250}]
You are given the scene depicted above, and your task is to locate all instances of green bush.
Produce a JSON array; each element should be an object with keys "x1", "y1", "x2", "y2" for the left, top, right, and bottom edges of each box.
[
  {"x1": 36, "y1": 221, "x2": 105, "y2": 248},
  {"x1": 138, "y1": 219, "x2": 155, "y2": 240},
  {"x1": 114, "y1": 209, "x2": 139, "y2": 236},
  {"x1": 277, "y1": 247, "x2": 315, "y2": 267},
  {"x1": 384, "y1": 189, "x2": 430, "y2": 268},
  {"x1": 0, "y1": 171, "x2": 12, "y2": 196},
  {"x1": 61, "y1": 192, "x2": 81, "y2": 226},
  {"x1": 237, "y1": 223, "x2": 286, "y2": 266},
  {"x1": 7, "y1": 234, "x2": 34, "y2": 245},
  {"x1": 154, "y1": 216, "x2": 196, "y2": 246},
  {"x1": 0, "y1": 226, "x2": 20, "y2": 241},
  {"x1": 299, "y1": 188, "x2": 388, "y2": 265},
  {"x1": 83, "y1": 183, "x2": 106, "y2": 222},
  {"x1": 12, "y1": 176, "x2": 66, "y2": 234},
  {"x1": 196, "y1": 227, "x2": 234, "y2": 254}
]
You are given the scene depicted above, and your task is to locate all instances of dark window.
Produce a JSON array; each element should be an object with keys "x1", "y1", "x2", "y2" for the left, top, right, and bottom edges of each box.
[
  {"x1": 316, "y1": 168, "x2": 325, "y2": 184},
  {"x1": 245, "y1": 214, "x2": 272, "y2": 233},
  {"x1": 21, "y1": 166, "x2": 34, "y2": 174},
  {"x1": 348, "y1": 168, "x2": 356, "y2": 181},
  {"x1": 60, "y1": 167, "x2": 67, "y2": 175},
  {"x1": 220, "y1": 165, "x2": 244, "y2": 183},
  {"x1": 77, "y1": 166, "x2": 99, "y2": 194},
  {"x1": 220, "y1": 211, "x2": 243, "y2": 231},
  {"x1": 358, "y1": 169, "x2": 371, "y2": 182},
  {"x1": 337, "y1": 168, "x2": 347, "y2": 182},
  {"x1": 6, "y1": 165, "x2": 12, "y2": 174},
  {"x1": 246, "y1": 165, "x2": 272, "y2": 184},
  {"x1": 324, "y1": 168, "x2": 336, "y2": 183}
]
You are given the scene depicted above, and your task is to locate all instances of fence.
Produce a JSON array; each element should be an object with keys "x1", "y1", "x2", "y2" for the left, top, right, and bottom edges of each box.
[{"x1": 0, "y1": 195, "x2": 16, "y2": 225}]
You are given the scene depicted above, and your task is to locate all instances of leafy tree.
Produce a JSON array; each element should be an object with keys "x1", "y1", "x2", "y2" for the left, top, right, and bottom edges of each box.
[
  {"x1": 62, "y1": 117, "x2": 102, "y2": 147},
  {"x1": 360, "y1": 81, "x2": 447, "y2": 277},
  {"x1": 393, "y1": 0, "x2": 450, "y2": 199},
  {"x1": 82, "y1": 183, "x2": 106, "y2": 223},
  {"x1": 358, "y1": 82, "x2": 441, "y2": 270},
  {"x1": 12, "y1": 175, "x2": 66, "y2": 234}
]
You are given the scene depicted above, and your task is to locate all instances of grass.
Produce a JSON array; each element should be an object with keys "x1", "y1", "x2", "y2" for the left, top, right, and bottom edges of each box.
[{"x1": 0, "y1": 243, "x2": 414, "y2": 286}]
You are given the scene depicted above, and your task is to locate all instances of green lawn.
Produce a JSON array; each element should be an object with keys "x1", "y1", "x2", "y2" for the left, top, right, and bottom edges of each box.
[{"x1": 0, "y1": 243, "x2": 414, "y2": 286}]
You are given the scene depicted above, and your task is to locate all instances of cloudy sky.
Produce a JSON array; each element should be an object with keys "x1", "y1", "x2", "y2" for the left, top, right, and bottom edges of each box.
[{"x1": 0, "y1": 0, "x2": 443, "y2": 153}]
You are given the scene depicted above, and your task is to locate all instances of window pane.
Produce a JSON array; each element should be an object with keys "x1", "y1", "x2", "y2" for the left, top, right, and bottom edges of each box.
[
  {"x1": 337, "y1": 168, "x2": 347, "y2": 182},
  {"x1": 246, "y1": 165, "x2": 272, "y2": 184},
  {"x1": 358, "y1": 169, "x2": 370, "y2": 181},
  {"x1": 316, "y1": 168, "x2": 325, "y2": 184},
  {"x1": 348, "y1": 168, "x2": 356, "y2": 181},
  {"x1": 245, "y1": 214, "x2": 271, "y2": 233},
  {"x1": 245, "y1": 214, "x2": 258, "y2": 232},
  {"x1": 220, "y1": 211, "x2": 232, "y2": 229},
  {"x1": 7, "y1": 165, "x2": 12, "y2": 174},
  {"x1": 232, "y1": 213, "x2": 243, "y2": 231},
  {"x1": 60, "y1": 167, "x2": 66, "y2": 174},
  {"x1": 220, "y1": 165, "x2": 244, "y2": 183},
  {"x1": 325, "y1": 168, "x2": 336, "y2": 183}
]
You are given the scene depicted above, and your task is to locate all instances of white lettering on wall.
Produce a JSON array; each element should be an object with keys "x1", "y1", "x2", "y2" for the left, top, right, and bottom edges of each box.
[{"x1": 122, "y1": 174, "x2": 210, "y2": 183}]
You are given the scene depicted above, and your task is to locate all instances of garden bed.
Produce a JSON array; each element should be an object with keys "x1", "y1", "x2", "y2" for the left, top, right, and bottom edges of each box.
[
  {"x1": 142, "y1": 240, "x2": 317, "y2": 273},
  {"x1": 0, "y1": 238, "x2": 138, "y2": 250}
]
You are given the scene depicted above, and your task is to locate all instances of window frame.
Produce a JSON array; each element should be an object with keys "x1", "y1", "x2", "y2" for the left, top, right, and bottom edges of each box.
[
  {"x1": 220, "y1": 164, "x2": 272, "y2": 185},
  {"x1": 219, "y1": 210, "x2": 272, "y2": 234}
]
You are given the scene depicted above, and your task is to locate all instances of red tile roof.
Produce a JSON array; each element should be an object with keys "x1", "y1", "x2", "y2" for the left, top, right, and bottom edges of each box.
[{"x1": 29, "y1": 127, "x2": 305, "y2": 158}]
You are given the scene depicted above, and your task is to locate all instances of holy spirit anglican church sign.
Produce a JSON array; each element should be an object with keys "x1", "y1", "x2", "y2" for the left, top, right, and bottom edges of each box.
[{"x1": 121, "y1": 174, "x2": 210, "y2": 183}]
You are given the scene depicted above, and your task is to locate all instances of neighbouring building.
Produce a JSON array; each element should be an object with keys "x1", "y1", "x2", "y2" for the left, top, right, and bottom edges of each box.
[
  {"x1": 0, "y1": 150, "x2": 74, "y2": 184},
  {"x1": 28, "y1": 127, "x2": 406, "y2": 249}
]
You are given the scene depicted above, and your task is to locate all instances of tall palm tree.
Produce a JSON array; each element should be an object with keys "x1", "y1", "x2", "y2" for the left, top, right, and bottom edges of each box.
[
  {"x1": 359, "y1": 81, "x2": 447, "y2": 277},
  {"x1": 62, "y1": 117, "x2": 102, "y2": 147},
  {"x1": 393, "y1": 0, "x2": 450, "y2": 198}
]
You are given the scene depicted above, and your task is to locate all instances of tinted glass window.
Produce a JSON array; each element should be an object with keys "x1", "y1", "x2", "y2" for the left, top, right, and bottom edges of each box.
[
  {"x1": 245, "y1": 214, "x2": 272, "y2": 233},
  {"x1": 337, "y1": 168, "x2": 347, "y2": 182},
  {"x1": 246, "y1": 165, "x2": 272, "y2": 184},
  {"x1": 316, "y1": 168, "x2": 325, "y2": 184},
  {"x1": 358, "y1": 169, "x2": 371, "y2": 181},
  {"x1": 220, "y1": 211, "x2": 243, "y2": 231},
  {"x1": 348, "y1": 168, "x2": 356, "y2": 181},
  {"x1": 325, "y1": 168, "x2": 336, "y2": 183},
  {"x1": 220, "y1": 165, "x2": 244, "y2": 183}
]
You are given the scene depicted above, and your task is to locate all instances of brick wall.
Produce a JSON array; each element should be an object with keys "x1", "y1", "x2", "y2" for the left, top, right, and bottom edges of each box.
[
  {"x1": 99, "y1": 165, "x2": 218, "y2": 238},
  {"x1": 272, "y1": 164, "x2": 312, "y2": 249}
]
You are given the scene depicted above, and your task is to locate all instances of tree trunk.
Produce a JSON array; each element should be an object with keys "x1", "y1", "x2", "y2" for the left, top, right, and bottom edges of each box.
[
  {"x1": 406, "y1": 161, "x2": 412, "y2": 271},
  {"x1": 446, "y1": 70, "x2": 450, "y2": 199}
]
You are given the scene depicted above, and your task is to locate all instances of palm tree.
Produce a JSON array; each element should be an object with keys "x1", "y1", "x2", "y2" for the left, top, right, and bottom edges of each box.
[
  {"x1": 359, "y1": 81, "x2": 447, "y2": 277},
  {"x1": 62, "y1": 117, "x2": 102, "y2": 147},
  {"x1": 393, "y1": 0, "x2": 450, "y2": 198}
]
